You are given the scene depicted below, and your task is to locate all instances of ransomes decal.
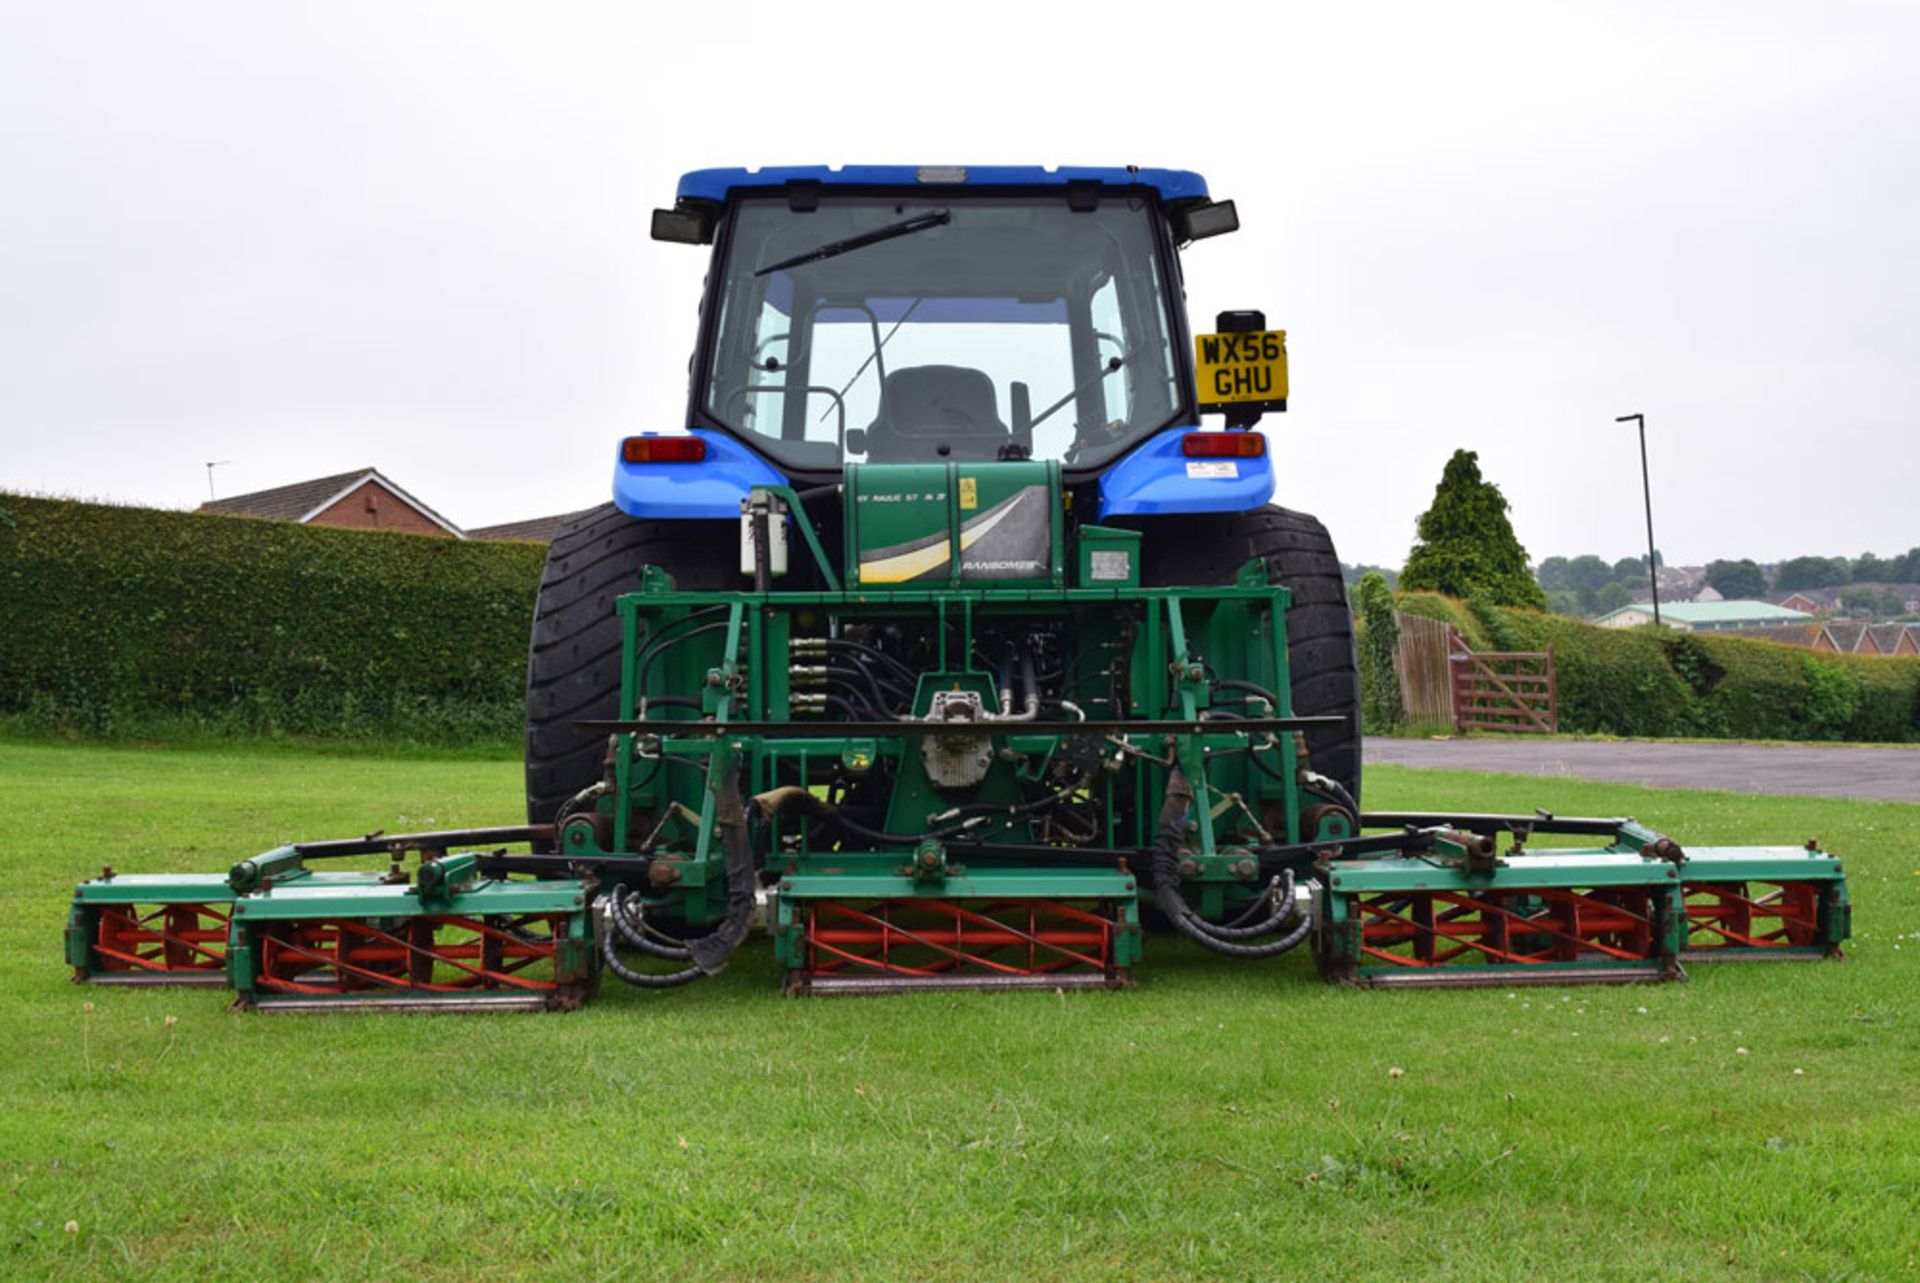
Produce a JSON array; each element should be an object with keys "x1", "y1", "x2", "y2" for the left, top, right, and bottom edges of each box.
[
  {"x1": 957, "y1": 485, "x2": 1048, "y2": 579},
  {"x1": 857, "y1": 527, "x2": 951, "y2": 583},
  {"x1": 859, "y1": 486, "x2": 1049, "y2": 583}
]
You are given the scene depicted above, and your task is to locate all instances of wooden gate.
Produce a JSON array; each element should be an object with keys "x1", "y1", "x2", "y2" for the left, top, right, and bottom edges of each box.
[
  {"x1": 1393, "y1": 612, "x2": 1460, "y2": 726},
  {"x1": 1449, "y1": 650, "x2": 1559, "y2": 734}
]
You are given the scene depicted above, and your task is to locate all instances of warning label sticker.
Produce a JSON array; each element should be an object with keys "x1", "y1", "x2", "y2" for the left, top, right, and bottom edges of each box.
[
  {"x1": 1088, "y1": 550, "x2": 1132, "y2": 582},
  {"x1": 1185, "y1": 461, "x2": 1239, "y2": 479}
]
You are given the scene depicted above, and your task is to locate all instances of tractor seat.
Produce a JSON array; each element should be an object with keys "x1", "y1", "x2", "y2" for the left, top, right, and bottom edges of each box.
[{"x1": 864, "y1": 365, "x2": 1009, "y2": 462}]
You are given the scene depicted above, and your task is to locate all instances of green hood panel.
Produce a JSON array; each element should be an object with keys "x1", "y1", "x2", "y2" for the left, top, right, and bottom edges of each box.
[{"x1": 845, "y1": 461, "x2": 1064, "y2": 588}]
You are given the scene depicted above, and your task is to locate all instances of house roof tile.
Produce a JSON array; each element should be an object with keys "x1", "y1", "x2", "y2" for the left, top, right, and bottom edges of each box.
[
  {"x1": 196, "y1": 468, "x2": 464, "y2": 537},
  {"x1": 197, "y1": 469, "x2": 375, "y2": 521},
  {"x1": 467, "y1": 511, "x2": 588, "y2": 543}
]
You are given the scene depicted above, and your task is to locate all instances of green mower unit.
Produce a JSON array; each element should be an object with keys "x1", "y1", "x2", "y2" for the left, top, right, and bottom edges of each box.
[
  {"x1": 66, "y1": 847, "x2": 388, "y2": 986},
  {"x1": 67, "y1": 165, "x2": 1850, "y2": 1008}
]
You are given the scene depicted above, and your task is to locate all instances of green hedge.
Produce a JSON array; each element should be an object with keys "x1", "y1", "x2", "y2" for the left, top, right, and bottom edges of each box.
[
  {"x1": 1391, "y1": 592, "x2": 1488, "y2": 650},
  {"x1": 0, "y1": 495, "x2": 545, "y2": 744},
  {"x1": 1460, "y1": 609, "x2": 1662, "y2": 736},
  {"x1": 1479, "y1": 601, "x2": 1920, "y2": 742}
]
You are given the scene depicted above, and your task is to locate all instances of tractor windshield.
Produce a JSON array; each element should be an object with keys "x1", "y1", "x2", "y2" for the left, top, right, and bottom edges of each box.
[{"x1": 699, "y1": 193, "x2": 1186, "y2": 471}]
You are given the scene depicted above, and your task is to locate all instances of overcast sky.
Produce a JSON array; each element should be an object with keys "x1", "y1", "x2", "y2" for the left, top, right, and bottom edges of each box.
[{"x1": 2, "y1": 1, "x2": 1915, "y2": 566}]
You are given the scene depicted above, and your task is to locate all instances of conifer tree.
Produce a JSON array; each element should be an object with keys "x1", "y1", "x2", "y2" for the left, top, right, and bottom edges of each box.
[{"x1": 1399, "y1": 450, "x2": 1547, "y2": 609}]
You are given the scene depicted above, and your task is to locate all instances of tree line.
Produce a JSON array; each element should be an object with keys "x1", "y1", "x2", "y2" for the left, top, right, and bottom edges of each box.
[
  {"x1": 1537, "y1": 549, "x2": 1920, "y2": 618},
  {"x1": 1343, "y1": 448, "x2": 1918, "y2": 622}
]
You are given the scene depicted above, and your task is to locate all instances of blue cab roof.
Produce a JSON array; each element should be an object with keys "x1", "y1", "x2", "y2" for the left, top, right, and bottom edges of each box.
[{"x1": 675, "y1": 165, "x2": 1209, "y2": 205}]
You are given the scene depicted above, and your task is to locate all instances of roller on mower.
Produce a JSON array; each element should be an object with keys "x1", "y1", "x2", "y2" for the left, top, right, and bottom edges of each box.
[{"x1": 67, "y1": 165, "x2": 1849, "y2": 1008}]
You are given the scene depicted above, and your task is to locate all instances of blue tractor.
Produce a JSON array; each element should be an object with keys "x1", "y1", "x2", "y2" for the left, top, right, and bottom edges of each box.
[{"x1": 520, "y1": 166, "x2": 1370, "y2": 988}]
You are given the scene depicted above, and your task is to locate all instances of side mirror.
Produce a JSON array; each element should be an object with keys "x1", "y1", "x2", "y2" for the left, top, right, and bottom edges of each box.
[
  {"x1": 845, "y1": 427, "x2": 868, "y2": 456},
  {"x1": 1171, "y1": 199, "x2": 1238, "y2": 244},
  {"x1": 651, "y1": 200, "x2": 719, "y2": 245},
  {"x1": 1010, "y1": 381, "x2": 1033, "y2": 452}
]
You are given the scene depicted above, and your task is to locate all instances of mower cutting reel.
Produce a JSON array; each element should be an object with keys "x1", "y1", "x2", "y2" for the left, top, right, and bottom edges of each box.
[
  {"x1": 1679, "y1": 846, "x2": 1849, "y2": 960},
  {"x1": 69, "y1": 836, "x2": 598, "y2": 1012},
  {"x1": 774, "y1": 865, "x2": 1142, "y2": 994},
  {"x1": 227, "y1": 853, "x2": 597, "y2": 1012},
  {"x1": 1314, "y1": 816, "x2": 1851, "y2": 987},
  {"x1": 66, "y1": 847, "x2": 386, "y2": 986}
]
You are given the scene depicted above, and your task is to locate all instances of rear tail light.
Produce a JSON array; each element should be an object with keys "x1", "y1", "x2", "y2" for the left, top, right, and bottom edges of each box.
[
  {"x1": 622, "y1": 436, "x2": 708, "y2": 464},
  {"x1": 1181, "y1": 432, "x2": 1265, "y2": 458}
]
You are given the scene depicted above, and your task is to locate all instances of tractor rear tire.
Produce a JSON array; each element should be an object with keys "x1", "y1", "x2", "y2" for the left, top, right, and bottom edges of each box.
[
  {"x1": 1132, "y1": 505, "x2": 1363, "y2": 806},
  {"x1": 524, "y1": 505, "x2": 734, "y2": 827}
]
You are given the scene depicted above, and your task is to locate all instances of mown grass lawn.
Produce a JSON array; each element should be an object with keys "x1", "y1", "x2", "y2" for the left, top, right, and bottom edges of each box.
[{"x1": 2, "y1": 740, "x2": 1916, "y2": 1281}]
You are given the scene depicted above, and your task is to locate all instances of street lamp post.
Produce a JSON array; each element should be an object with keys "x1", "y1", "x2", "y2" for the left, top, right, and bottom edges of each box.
[{"x1": 1614, "y1": 413, "x2": 1659, "y2": 627}]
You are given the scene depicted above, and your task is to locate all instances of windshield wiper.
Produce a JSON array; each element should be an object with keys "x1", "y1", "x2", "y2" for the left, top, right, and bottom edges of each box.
[
  {"x1": 1030, "y1": 351, "x2": 1133, "y2": 432},
  {"x1": 754, "y1": 209, "x2": 951, "y2": 277}
]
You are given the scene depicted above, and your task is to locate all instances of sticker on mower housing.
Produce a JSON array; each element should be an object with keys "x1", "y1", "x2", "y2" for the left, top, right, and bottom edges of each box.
[
  {"x1": 857, "y1": 485, "x2": 1051, "y2": 583},
  {"x1": 1195, "y1": 328, "x2": 1288, "y2": 412}
]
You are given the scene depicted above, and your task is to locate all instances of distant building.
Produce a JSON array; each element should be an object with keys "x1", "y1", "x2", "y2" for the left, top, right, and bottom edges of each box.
[
  {"x1": 1714, "y1": 623, "x2": 1829, "y2": 650},
  {"x1": 1771, "y1": 590, "x2": 1828, "y2": 615},
  {"x1": 467, "y1": 511, "x2": 589, "y2": 544},
  {"x1": 1715, "y1": 621, "x2": 1920, "y2": 654},
  {"x1": 1826, "y1": 622, "x2": 1920, "y2": 656},
  {"x1": 1768, "y1": 584, "x2": 1920, "y2": 618},
  {"x1": 198, "y1": 468, "x2": 463, "y2": 538},
  {"x1": 1820, "y1": 622, "x2": 1877, "y2": 654},
  {"x1": 1657, "y1": 564, "x2": 1708, "y2": 598},
  {"x1": 1593, "y1": 600, "x2": 1813, "y2": 632},
  {"x1": 1866, "y1": 623, "x2": 1920, "y2": 656},
  {"x1": 1632, "y1": 583, "x2": 1721, "y2": 606}
]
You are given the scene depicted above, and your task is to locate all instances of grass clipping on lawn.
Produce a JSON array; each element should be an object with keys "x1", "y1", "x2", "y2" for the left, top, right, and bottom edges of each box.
[{"x1": 2, "y1": 741, "x2": 1916, "y2": 1281}]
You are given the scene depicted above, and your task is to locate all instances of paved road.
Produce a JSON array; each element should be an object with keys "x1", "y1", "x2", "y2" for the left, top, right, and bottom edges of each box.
[{"x1": 1364, "y1": 736, "x2": 1920, "y2": 803}]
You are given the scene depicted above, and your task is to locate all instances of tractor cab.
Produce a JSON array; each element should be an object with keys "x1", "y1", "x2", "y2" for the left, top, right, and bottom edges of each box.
[{"x1": 630, "y1": 166, "x2": 1284, "y2": 526}]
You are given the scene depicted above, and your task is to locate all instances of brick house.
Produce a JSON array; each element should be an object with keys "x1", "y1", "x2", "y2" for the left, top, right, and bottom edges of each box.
[
  {"x1": 1771, "y1": 590, "x2": 1828, "y2": 615},
  {"x1": 1714, "y1": 623, "x2": 1829, "y2": 651},
  {"x1": 197, "y1": 468, "x2": 464, "y2": 538},
  {"x1": 1769, "y1": 585, "x2": 1920, "y2": 618},
  {"x1": 1865, "y1": 623, "x2": 1920, "y2": 656},
  {"x1": 1820, "y1": 623, "x2": 1877, "y2": 654}
]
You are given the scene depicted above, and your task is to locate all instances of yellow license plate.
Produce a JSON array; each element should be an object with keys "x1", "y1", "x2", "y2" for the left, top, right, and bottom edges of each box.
[{"x1": 1195, "y1": 329, "x2": 1288, "y2": 408}]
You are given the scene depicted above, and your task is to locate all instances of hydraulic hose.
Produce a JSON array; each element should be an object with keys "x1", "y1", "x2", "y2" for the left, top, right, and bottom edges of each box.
[
  {"x1": 1211, "y1": 678, "x2": 1281, "y2": 708},
  {"x1": 637, "y1": 695, "x2": 702, "y2": 713},
  {"x1": 1187, "y1": 872, "x2": 1298, "y2": 939},
  {"x1": 751, "y1": 500, "x2": 771, "y2": 593},
  {"x1": 822, "y1": 693, "x2": 871, "y2": 722},
  {"x1": 600, "y1": 918, "x2": 705, "y2": 988},
  {"x1": 1219, "y1": 875, "x2": 1286, "y2": 927},
  {"x1": 1302, "y1": 770, "x2": 1360, "y2": 817},
  {"x1": 939, "y1": 778, "x2": 1085, "y2": 825},
  {"x1": 608, "y1": 887, "x2": 694, "y2": 960},
  {"x1": 825, "y1": 664, "x2": 896, "y2": 718},
  {"x1": 1150, "y1": 767, "x2": 1313, "y2": 960},
  {"x1": 751, "y1": 785, "x2": 985, "y2": 845},
  {"x1": 635, "y1": 621, "x2": 731, "y2": 709},
  {"x1": 601, "y1": 770, "x2": 757, "y2": 989},
  {"x1": 817, "y1": 638, "x2": 920, "y2": 691}
]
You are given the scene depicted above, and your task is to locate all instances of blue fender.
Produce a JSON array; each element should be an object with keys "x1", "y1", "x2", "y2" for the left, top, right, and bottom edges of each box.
[
  {"x1": 1095, "y1": 427, "x2": 1275, "y2": 520},
  {"x1": 612, "y1": 430, "x2": 788, "y2": 520}
]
